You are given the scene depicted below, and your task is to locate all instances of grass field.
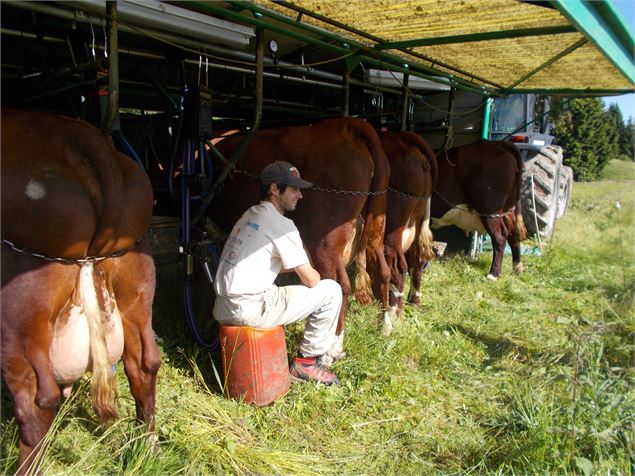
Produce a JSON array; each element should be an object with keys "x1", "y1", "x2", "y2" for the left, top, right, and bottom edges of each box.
[{"x1": 2, "y1": 160, "x2": 634, "y2": 475}]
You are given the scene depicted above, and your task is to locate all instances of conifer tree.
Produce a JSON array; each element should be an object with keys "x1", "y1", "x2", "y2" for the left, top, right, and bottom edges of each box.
[
  {"x1": 620, "y1": 117, "x2": 634, "y2": 160},
  {"x1": 606, "y1": 103, "x2": 624, "y2": 159},
  {"x1": 552, "y1": 97, "x2": 616, "y2": 181}
]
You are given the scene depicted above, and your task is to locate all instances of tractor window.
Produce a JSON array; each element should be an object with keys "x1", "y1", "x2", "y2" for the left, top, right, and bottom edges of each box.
[{"x1": 491, "y1": 95, "x2": 527, "y2": 135}]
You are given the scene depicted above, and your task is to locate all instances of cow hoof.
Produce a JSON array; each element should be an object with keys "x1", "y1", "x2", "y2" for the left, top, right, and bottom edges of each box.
[
  {"x1": 514, "y1": 262, "x2": 525, "y2": 274},
  {"x1": 320, "y1": 353, "x2": 334, "y2": 368},
  {"x1": 486, "y1": 274, "x2": 498, "y2": 281},
  {"x1": 148, "y1": 432, "x2": 161, "y2": 455},
  {"x1": 382, "y1": 312, "x2": 394, "y2": 337},
  {"x1": 322, "y1": 334, "x2": 346, "y2": 368}
]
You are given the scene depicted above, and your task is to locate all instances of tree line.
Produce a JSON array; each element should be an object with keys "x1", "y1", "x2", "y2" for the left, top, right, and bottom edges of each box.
[{"x1": 550, "y1": 97, "x2": 634, "y2": 181}]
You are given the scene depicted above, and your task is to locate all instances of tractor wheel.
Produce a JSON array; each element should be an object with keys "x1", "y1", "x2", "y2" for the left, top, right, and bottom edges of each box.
[
  {"x1": 520, "y1": 145, "x2": 564, "y2": 239},
  {"x1": 557, "y1": 165, "x2": 573, "y2": 219}
]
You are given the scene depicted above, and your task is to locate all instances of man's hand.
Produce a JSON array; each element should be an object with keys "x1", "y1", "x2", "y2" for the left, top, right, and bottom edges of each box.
[{"x1": 294, "y1": 262, "x2": 321, "y2": 287}]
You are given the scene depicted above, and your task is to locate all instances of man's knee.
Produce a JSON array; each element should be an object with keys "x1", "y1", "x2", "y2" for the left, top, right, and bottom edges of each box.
[{"x1": 320, "y1": 279, "x2": 342, "y2": 299}]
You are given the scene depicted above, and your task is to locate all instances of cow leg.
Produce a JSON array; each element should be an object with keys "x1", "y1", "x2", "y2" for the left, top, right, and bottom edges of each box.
[
  {"x1": 4, "y1": 310, "x2": 61, "y2": 474},
  {"x1": 395, "y1": 246, "x2": 409, "y2": 318},
  {"x1": 383, "y1": 244, "x2": 400, "y2": 335},
  {"x1": 507, "y1": 233, "x2": 524, "y2": 274},
  {"x1": 3, "y1": 351, "x2": 57, "y2": 475},
  {"x1": 324, "y1": 257, "x2": 348, "y2": 364},
  {"x1": 112, "y1": 251, "x2": 160, "y2": 428},
  {"x1": 482, "y1": 217, "x2": 506, "y2": 280},
  {"x1": 365, "y1": 240, "x2": 391, "y2": 336},
  {"x1": 391, "y1": 272, "x2": 406, "y2": 318},
  {"x1": 121, "y1": 321, "x2": 160, "y2": 425},
  {"x1": 391, "y1": 243, "x2": 409, "y2": 318},
  {"x1": 405, "y1": 242, "x2": 422, "y2": 305},
  {"x1": 507, "y1": 212, "x2": 524, "y2": 274},
  {"x1": 405, "y1": 219, "x2": 434, "y2": 305}
]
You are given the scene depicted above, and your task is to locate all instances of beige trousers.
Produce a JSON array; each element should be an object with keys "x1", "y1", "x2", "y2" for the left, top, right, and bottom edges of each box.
[{"x1": 215, "y1": 279, "x2": 342, "y2": 357}]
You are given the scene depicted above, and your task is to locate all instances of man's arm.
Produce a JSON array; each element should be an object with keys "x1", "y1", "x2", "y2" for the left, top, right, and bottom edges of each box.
[{"x1": 294, "y1": 262, "x2": 321, "y2": 288}]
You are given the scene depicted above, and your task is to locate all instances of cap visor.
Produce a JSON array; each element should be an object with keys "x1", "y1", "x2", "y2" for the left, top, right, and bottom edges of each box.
[{"x1": 289, "y1": 177, "x2": 313, "y2": 188}]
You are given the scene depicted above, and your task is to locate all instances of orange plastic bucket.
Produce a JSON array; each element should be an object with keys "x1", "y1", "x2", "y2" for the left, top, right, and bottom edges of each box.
[{"x1": 219, "y1": 325, "x2": 290, "y2": 406}]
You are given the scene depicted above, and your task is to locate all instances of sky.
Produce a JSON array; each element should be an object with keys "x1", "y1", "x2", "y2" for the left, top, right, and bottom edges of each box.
[{"x1": 601, "y1": 0, "x2": 635, "y2": 123}]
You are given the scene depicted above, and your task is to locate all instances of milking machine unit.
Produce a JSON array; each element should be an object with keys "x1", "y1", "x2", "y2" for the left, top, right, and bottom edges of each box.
[
  {"x1": 178, "y1": 83, "x2": 221, "y2": 350},
  {"x1": 172, "y1": 29, "x2": 265, "y2": 350}
]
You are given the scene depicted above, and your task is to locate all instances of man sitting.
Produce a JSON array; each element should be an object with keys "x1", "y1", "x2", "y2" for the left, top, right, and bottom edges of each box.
[{"x1": 213, "y1": 161, "x2": 342, "y2": 386}]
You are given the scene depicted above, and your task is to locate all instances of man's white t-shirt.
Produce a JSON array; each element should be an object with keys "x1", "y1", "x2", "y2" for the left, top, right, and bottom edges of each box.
[{"x1": 213, "y1": 201, "x2": 309, "y2": 321}]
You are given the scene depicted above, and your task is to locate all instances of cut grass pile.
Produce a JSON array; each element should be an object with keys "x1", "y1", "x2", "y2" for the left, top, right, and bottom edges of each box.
[{"x1": 2, "y1": 160, "x2": 633, "y2": 474}]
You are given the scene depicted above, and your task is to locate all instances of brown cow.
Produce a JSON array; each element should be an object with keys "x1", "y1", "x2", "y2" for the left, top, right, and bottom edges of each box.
[
  {"x1": 431, "y1": 140, "x2": 527, "y2": 279},
  {"x1": 209, "y1": 117, "x2": 391, "y2": 362},
  {"x1": 380, "y1": 131, "x2": 438, "y2": 335},
  {"x1": 1, "y1": 109, "x2": 161, "y2": 474}
]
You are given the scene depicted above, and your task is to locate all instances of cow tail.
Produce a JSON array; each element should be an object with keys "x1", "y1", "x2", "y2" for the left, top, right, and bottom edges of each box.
[
  {"x1": 419, "y1": 138, "x2": 438, "y2": 262},
  {"x1": 354, "y1": 123, "x2": 390, "y2": 304},
  {"x1": 420, "y1": 198, "x2": 436, "y2": 261},
  {"x1": 512, "y1": 145, "x2": 527, "y2": 241},
  {"x1": 353, "y1": 193, "x2": 373, "y2": 304},
  {"x1": 354, "y1": 240, "x2": 372, "y2": 303},
  {"x1": 79, "y1": 262, "x2": 117, "y2": 423},
  {"x1": 514, "y1": 198, "x2": 527, "y2": 241}
]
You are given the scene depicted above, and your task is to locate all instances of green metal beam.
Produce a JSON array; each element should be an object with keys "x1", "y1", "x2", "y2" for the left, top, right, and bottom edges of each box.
[
  {"x1": 505, "y1": 87, "x2": 635, "y2": 95},
  {"x1": 481, "y1": 97, "x2": 493, "y2": 139},
  {"x1": 552, "y1": 0, "x2": 635, "y2": 85},
  {"x1": 374, "y1": 25, "x2": 577, "y2": 50}
]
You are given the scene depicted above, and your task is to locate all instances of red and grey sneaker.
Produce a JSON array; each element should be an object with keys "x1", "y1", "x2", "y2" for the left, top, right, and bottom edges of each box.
[{"x1": 289, "y1": 356, "x2": 340, "y2": 386}]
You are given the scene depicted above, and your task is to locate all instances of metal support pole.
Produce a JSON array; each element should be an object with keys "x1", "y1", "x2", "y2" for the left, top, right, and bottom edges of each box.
[
  {"x1": 343, "y1": 68, "x2": 350, "y2": 117},
  {"x1": 100, "y1": 1, "x2": 119, "y2": 137},
  {"x1": 481, "y1": 96, "x2": 493, "y2": 140},
  {"x1": 400, "y1": 73, "x2": 409, "y2": 131}
]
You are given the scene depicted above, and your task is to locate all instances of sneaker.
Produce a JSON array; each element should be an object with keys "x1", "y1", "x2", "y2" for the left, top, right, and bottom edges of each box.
[{"x1": 289, "y1": 356, "x2": 340, "y2": 386}]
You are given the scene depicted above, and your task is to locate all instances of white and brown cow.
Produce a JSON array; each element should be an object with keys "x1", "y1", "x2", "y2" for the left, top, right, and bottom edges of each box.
[
  {"x1": 380, "y1": 130, "x2": 438, "y2": 335},
  {"x1": 1, "y1": 109, "x2": 160, "y2": 474},
  {"x1": 431, "y1": 140, "x2": 527, "y2": 280}
]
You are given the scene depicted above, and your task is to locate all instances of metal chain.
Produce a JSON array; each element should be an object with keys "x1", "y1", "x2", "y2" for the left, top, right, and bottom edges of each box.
[
  {"x1": 387, "y1": 187, "x2": 430, "y2": 200},
  {"x1": 434, "y1": 191, "x2": 515, "y2": 218},
  {"x1": 309, "y1": 185, "x2": 387, "y2": 196},
  {"x1": 224, "y1": 163, "x2": 389, "y2": 196},
  {"x1": 1, "y1": 236, "x2": 143, "y2": 265}
]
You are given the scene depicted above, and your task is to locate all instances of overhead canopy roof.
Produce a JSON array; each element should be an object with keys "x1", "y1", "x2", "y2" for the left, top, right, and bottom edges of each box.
[{"x1": 187, "y1": 0, "x2": 635, "y2": 96}]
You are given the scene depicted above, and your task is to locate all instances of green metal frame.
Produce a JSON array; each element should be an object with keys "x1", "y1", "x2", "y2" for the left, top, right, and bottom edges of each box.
[
  {"x1": 375, "y1": 25, "x2": 578, "y2": 50},
  {"x1": 552, "y1": 0, "x2": 635, "y2": 85},
  {"x1": 481, "y1": 96, "x2": 493, "y2": 139},
  {"x1": 180, "y1": 0, "x2": 634, "y2": 96}
]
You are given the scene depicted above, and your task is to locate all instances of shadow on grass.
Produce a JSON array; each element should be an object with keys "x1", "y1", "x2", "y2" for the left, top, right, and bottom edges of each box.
[
  {"x1": 153, "y1": 261, "x2": 225, "y2": 395},
  {"x1": 441, "y1": 323, "x2": 575, "y2": 368},
  {"x1": 601, "y1": 276, "x2": 635, "y2": 310}
]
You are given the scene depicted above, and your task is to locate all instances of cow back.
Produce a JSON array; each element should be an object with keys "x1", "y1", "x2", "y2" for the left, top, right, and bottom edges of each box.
[
  {"x1": 1, "y1": 109, "x2": 153, "y2": 258},
  {"x1": 381, "y1": 131, "x2": 437, "y2": 235},
  {"x1": 211, "y1": 118, "x2": 389, "y2": 251},
  {"x1": 434, "y1": 139, "x2": 521, "y2": 217}
]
